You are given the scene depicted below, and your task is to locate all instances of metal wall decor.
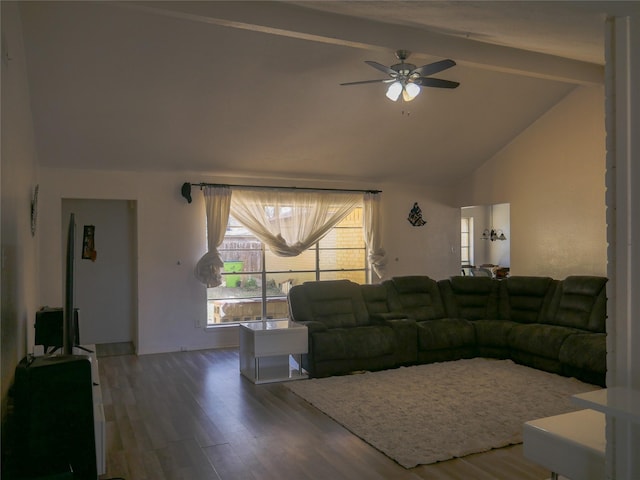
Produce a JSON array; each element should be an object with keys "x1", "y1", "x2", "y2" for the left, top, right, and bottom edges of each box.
[
  {"x1": 408, "y1": 202, "x2": 427, "y2": 226},
  {"x1": 481, "y1": 228, "x2": 507, "y2": 241}
]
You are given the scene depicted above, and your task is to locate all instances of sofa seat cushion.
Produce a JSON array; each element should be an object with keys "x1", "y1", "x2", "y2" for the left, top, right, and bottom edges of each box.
[
  {"x1": 473, "y1": 319, "x2": 515, "y2": 348},
  {"x1": 559, "y1": 333, "x2": 606, "y2": 374},
  {"x1": 508, "y1": 324, "x2": 581, "y2": 359},
  {"x1": 311, "y1": 326, "x2": 395, "y2": 361},
  {"x1": 417, "y1": 319, "x2": 475, "y2": 350}
]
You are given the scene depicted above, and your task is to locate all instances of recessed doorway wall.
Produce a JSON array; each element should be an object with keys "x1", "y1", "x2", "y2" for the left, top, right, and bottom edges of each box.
[
  {"x1": 461, "y1": 203, "x2": 510, "y2": 272},
  {"x1": 61, "y1": 199, "x2": 137, "y2": 348}
]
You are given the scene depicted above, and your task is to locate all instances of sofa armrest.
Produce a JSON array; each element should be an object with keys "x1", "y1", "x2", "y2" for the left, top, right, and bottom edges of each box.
[
  {"x1": 367, "y1": 315, "x2": 417, "y2": 366},
  {"x1": 385, "y1": 317, "x2": 418, "y2": 329},
  {"x1": 297, "y1": 320, "x2": 328, "y2": 334},
  {"x1": 383, "y1": 317, "x2": 418, "y2": 366},
  {"x1": 369, "y1": 312, "x2": 410, "y2": 324}
]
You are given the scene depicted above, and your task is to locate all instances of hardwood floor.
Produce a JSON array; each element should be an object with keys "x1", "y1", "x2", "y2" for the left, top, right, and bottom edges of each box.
[
  {"x1": 96, "y1": 342, "x2": 135, "y2": 357},
  {"x1": 98, "y1": 348, "x2": 551, "y2": 480}
]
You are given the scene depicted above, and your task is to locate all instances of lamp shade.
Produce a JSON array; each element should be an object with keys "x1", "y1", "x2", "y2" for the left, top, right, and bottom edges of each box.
[
  {"x1": 386, "y1": 82, "x2": 402, "y2": 101},
  {"x1": 404, "y1": 82, "x2": 421, "y2": 101}
]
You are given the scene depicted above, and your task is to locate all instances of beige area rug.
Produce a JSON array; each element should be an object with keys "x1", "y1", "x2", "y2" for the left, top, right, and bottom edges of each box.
[{"x1": 286, "y1": 358, "x2": 598, "y2": 468}]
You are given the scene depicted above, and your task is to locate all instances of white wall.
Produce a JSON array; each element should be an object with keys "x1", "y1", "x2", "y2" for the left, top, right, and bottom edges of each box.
[
  {"x1": 381, "y1": 183, "x2": 460, "y2": 281},
  {"x1": 457, "y1": 86, "x2": 607, "y2": 278},
  {"x1": 38, "y1": 169, "x2": 210, "y2": 354},
  {"x1": 1, "y1": 2, "x2": 39, "y2": 402},
  {"x1": 37, "y1": 169, "x2": 460, "y2": 354}
]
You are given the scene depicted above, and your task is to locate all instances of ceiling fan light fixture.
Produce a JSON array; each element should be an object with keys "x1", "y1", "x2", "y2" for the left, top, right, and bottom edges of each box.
[
  {"x1": 341, "y1": 51, "x2": 458, "y2": 102},
  {"x1": 386, "y1": 81, "x2": 402, "y2": 101},
  {"x1": 404, "y1": 82, "x2": 421, "y2": 101}
]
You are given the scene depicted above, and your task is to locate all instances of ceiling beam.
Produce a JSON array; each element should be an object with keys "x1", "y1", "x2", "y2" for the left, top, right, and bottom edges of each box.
[{"x1": 118, "y1": 0, "x2": 603, "y2": 86}]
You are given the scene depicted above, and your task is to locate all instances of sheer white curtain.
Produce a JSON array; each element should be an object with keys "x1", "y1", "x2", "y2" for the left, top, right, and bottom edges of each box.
[
  {"x1": 195, "y1": 186, "x2": 232, "y2": 287},
  {"x1": 230, "y1": 189, "x2": 361, "y2": 257},
  {"x1": 363, "y1": 192, "x2": 387, "y2": 278}
]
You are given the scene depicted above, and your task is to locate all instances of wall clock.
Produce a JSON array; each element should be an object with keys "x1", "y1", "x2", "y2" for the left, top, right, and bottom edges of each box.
[{"x1": 31, "y1": 184, "x2": 39, "y2": 237}]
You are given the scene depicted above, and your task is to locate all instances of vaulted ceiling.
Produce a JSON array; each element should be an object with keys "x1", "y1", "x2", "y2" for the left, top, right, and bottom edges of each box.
[{"x1": 17, "y1": 1, "x2": 631, "y2": 186}]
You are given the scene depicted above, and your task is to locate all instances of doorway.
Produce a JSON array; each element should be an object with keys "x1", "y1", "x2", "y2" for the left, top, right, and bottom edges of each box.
[
  {"x1": 461, "y1": 203, "x2": 510, "y2": 275},
  {"x1": 61, "y1": 199, "x2": 137, "y2": 350}
]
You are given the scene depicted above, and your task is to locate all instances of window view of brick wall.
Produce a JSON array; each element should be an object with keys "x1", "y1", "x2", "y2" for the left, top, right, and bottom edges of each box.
[
  {"x1": 322, "y1": 208, "x2": 365, "y2": 284},
  {"x1": 207, "y1": 208, "x2": 367, "y2": 325}
]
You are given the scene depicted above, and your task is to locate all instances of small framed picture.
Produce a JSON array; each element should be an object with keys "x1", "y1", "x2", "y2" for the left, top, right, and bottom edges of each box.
[{"x1": 82, "y1": 225, "x2": 97, "y2": 261}]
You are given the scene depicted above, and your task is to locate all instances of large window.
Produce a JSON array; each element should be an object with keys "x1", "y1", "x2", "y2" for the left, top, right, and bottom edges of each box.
[
  {"x1": 461, "y1": 216, "x2": 473, "y2": 267},
  {"x1": 207, "y1": 208, "x2": 366, "y2": 325}
]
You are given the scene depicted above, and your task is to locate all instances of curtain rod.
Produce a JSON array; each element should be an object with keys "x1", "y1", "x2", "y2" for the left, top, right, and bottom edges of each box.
[{"x1": 180, "y1": 182, "x2": 381, "y2": 203}]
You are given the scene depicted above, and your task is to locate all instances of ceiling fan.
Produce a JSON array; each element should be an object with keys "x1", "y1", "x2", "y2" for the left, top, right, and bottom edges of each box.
[{"x1": 340, "y1": 50, "x2": 459, "y2": 102}]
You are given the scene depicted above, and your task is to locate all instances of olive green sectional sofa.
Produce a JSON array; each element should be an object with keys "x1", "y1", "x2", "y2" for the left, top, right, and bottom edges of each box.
[{"x1": 287, "y1": 275, "x2": 607, "y2": 386}]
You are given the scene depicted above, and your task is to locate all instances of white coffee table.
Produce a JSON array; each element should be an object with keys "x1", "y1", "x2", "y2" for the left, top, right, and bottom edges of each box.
[{"x1": 239, "y1": 319, "x2": 308, "y2": 384}]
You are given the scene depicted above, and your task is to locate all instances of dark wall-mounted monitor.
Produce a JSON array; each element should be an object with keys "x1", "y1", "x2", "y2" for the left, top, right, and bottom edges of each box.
[{"x1": 64, "y1": 212, "x2": 76, "y2": 355}]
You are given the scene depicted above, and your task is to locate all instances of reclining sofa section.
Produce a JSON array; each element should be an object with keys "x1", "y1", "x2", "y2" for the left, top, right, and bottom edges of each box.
[{"x1": 287, "y1": 275, "x2": 607, "y2": 386}]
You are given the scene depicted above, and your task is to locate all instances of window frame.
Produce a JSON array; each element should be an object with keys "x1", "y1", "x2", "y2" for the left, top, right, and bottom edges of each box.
[
  {"x1": 461, "y1": 216, "x2": 474, "y2": 268},
  {"x1": 207, "y1": 208, "x2": 368, "y2": 326}
]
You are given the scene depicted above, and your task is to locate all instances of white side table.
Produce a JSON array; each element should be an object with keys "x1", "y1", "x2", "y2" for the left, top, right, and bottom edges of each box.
[
  {"x1": 239, "y1": 319, "x2": 308, "y2": 384},
  {"x1": 523, "y1": 409, "x2": 605, "y2": 480},
  {"x1": 573, "y1": 387, "x2": 640, "y2": 424}
]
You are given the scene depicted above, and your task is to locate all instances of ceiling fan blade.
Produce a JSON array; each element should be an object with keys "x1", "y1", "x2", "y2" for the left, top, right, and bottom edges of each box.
[
  {"x1": 412, "y1": 59, "x2": 456, "y2": 77},
  {"x1": 364, "y1": 60, "x2": 397, "y2": 76},
  {"x1": 414, "y1": 77, "x2": 460, "y2": 89},
  {"x1": 340, "y1": 78, "x2": 394, "y2": 86}
]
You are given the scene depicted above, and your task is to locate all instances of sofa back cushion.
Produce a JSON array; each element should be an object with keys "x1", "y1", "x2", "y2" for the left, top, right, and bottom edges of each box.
[
  {"x1": 360, "y1": 283, "x2": 391, "y2": 315},
  {"x1": 498, "y1": 276, "x2": 556, "y2": 323},
  {"x1": 439, "y1": 276, "x2": 498, "y2": 320},
  {"x1": 549, "y1": 276, "x2": 607, "y2": 332},
  {"x1": 384, "y1": 276, "x2": 446, "y2": 320},
  {"x1": 288, "y1": 279, "x2": 370, "y2": 328}
]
